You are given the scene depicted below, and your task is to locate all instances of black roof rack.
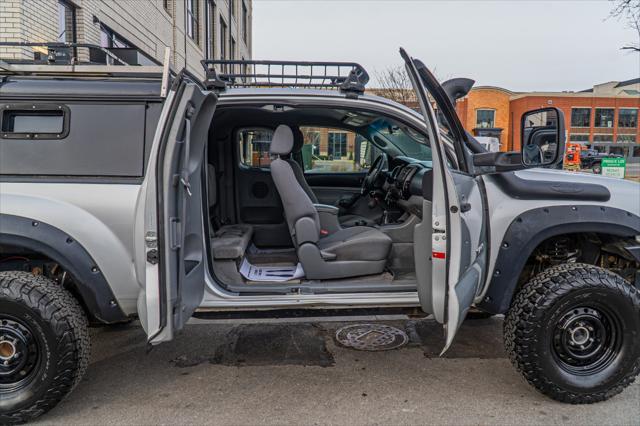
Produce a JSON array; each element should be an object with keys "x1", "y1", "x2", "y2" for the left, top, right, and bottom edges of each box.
[{"x1": 202, "y1": 59, "x2": 370, "y2": 96}]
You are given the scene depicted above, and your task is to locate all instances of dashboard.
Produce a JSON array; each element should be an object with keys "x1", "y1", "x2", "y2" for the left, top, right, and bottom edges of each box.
[{"x1": 386, "y1": 156, "x2": 432, "y2": 201}]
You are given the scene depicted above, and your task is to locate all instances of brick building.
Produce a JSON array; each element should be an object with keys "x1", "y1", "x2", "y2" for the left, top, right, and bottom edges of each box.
[
  {"x1": 456, "y1": 79, "x2": 640, "y2": 162},
  {"x1": 0, "y1": 0, "x2": 252, "y2": 78}
]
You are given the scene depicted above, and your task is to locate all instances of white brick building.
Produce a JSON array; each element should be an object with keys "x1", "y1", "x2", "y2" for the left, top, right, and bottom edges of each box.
[{"x1": 0, "y1": 0, "x2": 252, "y2": 78}]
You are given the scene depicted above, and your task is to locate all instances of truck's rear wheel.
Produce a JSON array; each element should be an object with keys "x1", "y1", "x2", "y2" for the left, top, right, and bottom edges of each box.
[
  {"x1": 504, "y1": 263, "x2": 640, "y2": 404},
  {"x1": 592, "y1": 163, "x2": 602, "y2": 174},
  {"x1": 0, "y1": 271, "x2": 90, "y2": 424}
]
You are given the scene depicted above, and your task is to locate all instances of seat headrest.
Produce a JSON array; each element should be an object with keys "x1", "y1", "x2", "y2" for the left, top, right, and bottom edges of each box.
[{"x1": 270, "y1": 125, "x2": 294, "y2": 156}]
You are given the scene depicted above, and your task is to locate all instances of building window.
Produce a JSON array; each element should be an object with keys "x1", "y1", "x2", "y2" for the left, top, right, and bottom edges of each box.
[
  {"x1": 617, "y1": 134, "x2": 637, "y2": 143},
  {"x1": 163, "y1": 0, "x2": 172, "y2": 15},
  {"x1": 100, "y1": 25, "x2": 130, "y2": 49},
  {"x1": 570, "y1": 108, "x2": 590, "y2": 127},
  {"x1": 186, "y1": 0, "x2": 199, "y2": 44},
  {"x1": 633, "y1": 146, "x2": 640, "y2": 158},
  {"x1": 231, "y1": 0, "x2": 236, "y2": 17},
  {"x1": 328, "y1": 132, "x2": 347, "y2": 159},
  {"x1": 57, "y1": 0, "x2": 76, "y2": 43},
  {"x1": 205, "y1": 0, "x2": 216, "y2": 59},
  {"x1": 618, "y1": 108, "x2": 638, "y2": 128},
  {"x1": 569, "y1": 134, "x2": 590, "y2": 143},
  {"x1": 593, "y1": 134, "x2": 613, "y2": 143},
  {"x1": 220, "y1": 17, "x2": 227, "y2": 59},
  {"x1": 594, "y1": 108, "x2": 615, "y2": 128},
  {"x1": 242, "y1": 1, "x2": 248, "y2": 43},
  {"x1": 476, "y1": 109, "x2": 495, "y2": 128}
]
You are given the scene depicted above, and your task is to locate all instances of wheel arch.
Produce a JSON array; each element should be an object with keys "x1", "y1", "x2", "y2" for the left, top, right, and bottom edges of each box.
[
  {"x1": 0, "y1": 214, "x2": 129, "y2": 323},
  {"x1": 479, "y1": 205, "x2": 640, "y2": 314}
]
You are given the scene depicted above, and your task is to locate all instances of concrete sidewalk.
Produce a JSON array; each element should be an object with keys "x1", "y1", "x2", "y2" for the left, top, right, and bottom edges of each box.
[{"x1": 36, "y1": 317, "x2": 639, "y2": 425}]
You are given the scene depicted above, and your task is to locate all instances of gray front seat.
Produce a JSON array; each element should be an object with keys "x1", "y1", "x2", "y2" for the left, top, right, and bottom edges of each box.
[
  {"x1": 270, "y1": 125, "x2": 392, "y2": 280},
  {"x1": 288, "y1": 127, "x2": 376, "y2": 228}
]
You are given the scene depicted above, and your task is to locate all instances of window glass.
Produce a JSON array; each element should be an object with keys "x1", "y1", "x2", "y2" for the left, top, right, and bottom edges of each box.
[
  {"x1": 205, "y1": 0, "x2": 215, "y2": 60},
  {"x1": 570, "y1": 108, "x2": 591, "y2": 127},
  {"x1": 238, "y1": 128, "x2": 273, "y2": 168},
  {"x1": 220, "y1": 18, "x2": 227, "y2": 59},
  {"x1": 617, "y1": 134, "x2": 637, "y2": 143},
  {"x1": 57, "y1": 0, "x2": 75, "y2": 43},
  {"x1": 592, "y1": 134, "x2": 613, "y2": 143},
  {"x1": 569, "y1": 134, "x2": 590, "y2": 142},
  {"x1": 1, "y1": 110, "x2": 64, "y2": 134},
  {"x1": 594, "y1": 108, "x2": 615, "y2": 128},
  {"x1": 618, "y1": 109, "x2": 638, "y2": 128},
  {"x1": 300, "y1": 127, "x2": 375, "y2": 173},
  {"x1": 369, "y1": 118, "x2": 432, "y2": 162},
  {"x1": 632, "y1": 146, "x2": 640, "y2": 158},
  {"x1": 186, "y1": 0, "x2": 199, "y2": 44},
  {"x1": 476, "y1": 109, "x2": 495, "y2": 128},
  {"x1": 242, "y1": 2, "x2": 248, "y2": 43}
]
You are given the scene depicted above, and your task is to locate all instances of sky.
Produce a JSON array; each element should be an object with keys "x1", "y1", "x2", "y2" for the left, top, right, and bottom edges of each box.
[{"x1": 252, "y1": 0, "x2": 640, "y2": 92}]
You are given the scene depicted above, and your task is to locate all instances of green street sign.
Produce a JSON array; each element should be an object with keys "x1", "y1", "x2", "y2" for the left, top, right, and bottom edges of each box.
[{"x1": 601, "y1": 157, "x2": 626, "y2": 178}]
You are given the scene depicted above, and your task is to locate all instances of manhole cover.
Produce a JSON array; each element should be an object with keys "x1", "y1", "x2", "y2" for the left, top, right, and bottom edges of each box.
[{"x1": 335, "y1": 324, "x2": 408, "y2": 351}]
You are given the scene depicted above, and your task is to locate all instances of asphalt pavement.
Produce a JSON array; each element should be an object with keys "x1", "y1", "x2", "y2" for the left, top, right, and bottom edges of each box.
[{"x1": 35, "y1": 316, "x2": 639, "y2": 425}]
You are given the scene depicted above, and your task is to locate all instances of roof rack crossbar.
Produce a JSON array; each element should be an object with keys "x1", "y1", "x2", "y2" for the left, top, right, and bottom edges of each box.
[{"x1": 202, "y1": 59, "x2": 369, "y2": 95}]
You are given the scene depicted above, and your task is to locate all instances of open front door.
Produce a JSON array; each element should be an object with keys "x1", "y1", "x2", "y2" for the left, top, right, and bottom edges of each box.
[
  {"x1": 401, "y1": 49, "x2": 489, "y2": 352},
  {"x1": 135, "y1": 72, "x2": 218, "y2": 344}
]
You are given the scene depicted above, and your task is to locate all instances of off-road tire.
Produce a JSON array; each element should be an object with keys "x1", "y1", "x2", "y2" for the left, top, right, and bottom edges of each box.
[
  {"x1": 504, "y1": 263, "x2": 640, "y2": 404},
  {"x1": 0, "y1": 271, "x2": 90, "y2": 424}
]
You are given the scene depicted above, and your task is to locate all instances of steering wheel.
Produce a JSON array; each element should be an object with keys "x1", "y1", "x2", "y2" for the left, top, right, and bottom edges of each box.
[{"x1": 361, "y1": 153, "x2": 388, "y2": 195}]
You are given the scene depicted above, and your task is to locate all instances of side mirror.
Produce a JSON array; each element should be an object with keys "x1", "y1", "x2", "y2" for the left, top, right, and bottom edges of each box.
[{"x1": 520, "y1": 107, "x2": 565, "y2": 168}]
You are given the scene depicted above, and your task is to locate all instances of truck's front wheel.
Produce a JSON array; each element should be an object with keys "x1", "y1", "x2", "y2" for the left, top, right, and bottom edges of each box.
[
  {"x1": 0, "y1": 271, "x2": 90, "y2": 423},
  {"x1": 504, "y1": 263, "x2": 640, "y2": 404}
]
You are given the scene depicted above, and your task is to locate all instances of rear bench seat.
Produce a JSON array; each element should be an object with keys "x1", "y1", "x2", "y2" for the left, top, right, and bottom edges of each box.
[{"x1": 211, "y1": 224, "x2": 253, "y2": 260}]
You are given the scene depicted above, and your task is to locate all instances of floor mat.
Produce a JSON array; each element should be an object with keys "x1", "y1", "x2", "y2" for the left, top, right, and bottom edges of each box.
[{"x1": 239, "y1": 258, "x2": 305, "y2": 282}]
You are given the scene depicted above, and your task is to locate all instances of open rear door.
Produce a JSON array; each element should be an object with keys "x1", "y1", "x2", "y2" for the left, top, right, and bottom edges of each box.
[
  {"x1": 401, "y1": 49, "x2": 489, "y2": 352},
  {"x1": 135, "y1": 72, "x2": 218, "y2": 344}
]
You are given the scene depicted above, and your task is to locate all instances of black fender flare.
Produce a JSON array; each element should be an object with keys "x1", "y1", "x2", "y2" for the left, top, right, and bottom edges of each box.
[
  {"x1": 478, "y1": 205, "x2": 640, "y2": 314},
  {"x1": 0, "y1": 214, "x2": 129, "y2": 323}
]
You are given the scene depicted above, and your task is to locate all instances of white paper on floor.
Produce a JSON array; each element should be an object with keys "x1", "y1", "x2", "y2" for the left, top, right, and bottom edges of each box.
[{"x1": 239, "y1": 258, "x2": 305, "y2": 282}]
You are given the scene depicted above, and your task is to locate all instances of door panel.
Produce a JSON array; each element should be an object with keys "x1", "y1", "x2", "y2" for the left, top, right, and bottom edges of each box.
[
  {"x1": 402, "y1": 48, "x2": 489, "y2": 353},
  {"x1": 136, "y1": 74, "x2": 217, "y2": 344}
]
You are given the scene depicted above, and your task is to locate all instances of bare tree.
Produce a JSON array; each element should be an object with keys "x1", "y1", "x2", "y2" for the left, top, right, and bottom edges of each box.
[
  {"x1": 610, "y1": 0, "x2": 640, "y2": 52},
  {"x1": 373, "y1": 66, "x2": 416, "y2": 107}
]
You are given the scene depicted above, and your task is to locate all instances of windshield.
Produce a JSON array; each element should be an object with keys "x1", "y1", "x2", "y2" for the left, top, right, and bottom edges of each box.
[{"x1": 368, "y1": 118, "x2": 432, "y2": 162}]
